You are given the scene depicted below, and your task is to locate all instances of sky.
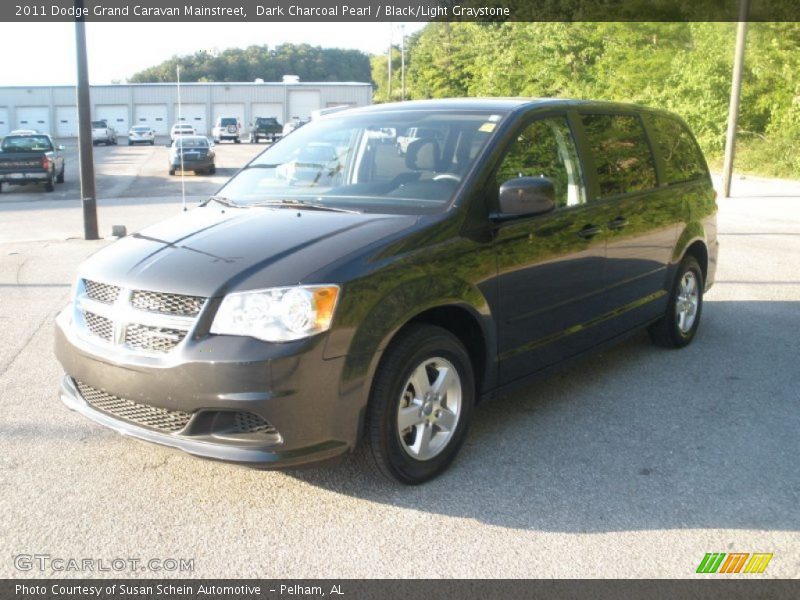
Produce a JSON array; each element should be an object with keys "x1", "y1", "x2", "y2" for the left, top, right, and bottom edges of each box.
[{"x1": 0, "y1": 22, "x2": 426, "y2": 85}]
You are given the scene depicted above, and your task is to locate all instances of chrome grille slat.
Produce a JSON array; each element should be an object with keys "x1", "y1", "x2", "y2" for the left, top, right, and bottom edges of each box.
[
  {"x1": 77, "y1": 279, "x2": 205, "y2": 354},
  {"x1": 75, "y1": 381, "x2": 192, "y2": 433}
]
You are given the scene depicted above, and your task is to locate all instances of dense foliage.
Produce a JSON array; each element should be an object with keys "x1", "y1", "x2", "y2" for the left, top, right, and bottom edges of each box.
[
  {"x1": 374, "y1": 23, "x2": 800, "y2": 177},
  {"x1": 130, "y1": 43, "x2": 371, "y2": 84}
]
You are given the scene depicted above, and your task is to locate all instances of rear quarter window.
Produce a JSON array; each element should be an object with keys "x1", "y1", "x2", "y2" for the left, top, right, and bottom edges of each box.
[
  {"x1": 649, "y1": 115, "x2": 709, "y2": 184},
  {"x1": 581, "y1": 113, "x2": 657, "y2": 197}
]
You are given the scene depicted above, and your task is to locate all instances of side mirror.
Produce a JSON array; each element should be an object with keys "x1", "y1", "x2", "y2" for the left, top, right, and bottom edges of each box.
[{"x1": 496, "y1": 177, "x2": 556, "y2": 218}]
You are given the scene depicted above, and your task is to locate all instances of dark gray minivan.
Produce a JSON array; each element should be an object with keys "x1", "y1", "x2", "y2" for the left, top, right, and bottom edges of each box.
[{"x1": 55, "y1": 99, "x2": 718, "y2": 484}]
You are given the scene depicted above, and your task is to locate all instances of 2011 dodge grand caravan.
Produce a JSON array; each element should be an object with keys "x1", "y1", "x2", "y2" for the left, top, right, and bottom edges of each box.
[{"x1": 55, "y1": 99, "x2": 718, "y2": 484}]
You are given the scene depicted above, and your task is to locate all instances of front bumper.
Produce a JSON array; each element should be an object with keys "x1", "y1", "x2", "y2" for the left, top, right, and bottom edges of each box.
[{"x1": 54, "y1": 309, "x2": 357, "y2": 469}]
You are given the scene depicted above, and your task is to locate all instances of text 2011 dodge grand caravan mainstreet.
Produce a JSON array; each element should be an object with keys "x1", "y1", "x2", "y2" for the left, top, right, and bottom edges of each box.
[{"x1": 55, "y1": 99, "x2": 718, "y2": 484}]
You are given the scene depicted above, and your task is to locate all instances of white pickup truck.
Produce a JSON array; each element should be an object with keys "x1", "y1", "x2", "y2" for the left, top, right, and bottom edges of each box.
[{"x1": 91, "y1": 120, "x2": 117, "y2": 145}]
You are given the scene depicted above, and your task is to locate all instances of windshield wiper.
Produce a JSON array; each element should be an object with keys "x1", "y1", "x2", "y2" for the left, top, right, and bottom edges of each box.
[
  {"x1": 200, "y1": 195, "x2": 245, "y2": 208},
  {"x1": 249, "y1": 199, "x2": 361, "y2": 214}
]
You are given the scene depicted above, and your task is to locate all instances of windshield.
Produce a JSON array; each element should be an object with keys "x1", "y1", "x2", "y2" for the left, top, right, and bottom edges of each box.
[
  {"x1": 1, "y1": 135, "x2": 53, "y2": 152},
  {"x1": 175, "y1": 138, "x2": 208, "y2": 148},
  {"x1": 131, "y1": 126, "x2": 150, "y2": 132},
  {"x1": 256, "y1": 118, "x2": 278, "y2": 125},
  {"x1": 217, "y1": 110, "x2": 505, "y2": 214},
  {"x1": 91, "y1": 121, "x2": 106, "y2": 128}
]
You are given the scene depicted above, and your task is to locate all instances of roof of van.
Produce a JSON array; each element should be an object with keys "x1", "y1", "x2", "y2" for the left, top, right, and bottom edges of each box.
[{"x1": 345, "y1": 98, "x2": 673, "y2": 116}]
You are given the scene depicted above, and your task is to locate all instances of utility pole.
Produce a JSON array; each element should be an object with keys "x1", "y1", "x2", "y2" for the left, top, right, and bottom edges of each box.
[
  {"x1": 387, "y1": 24, "x2": 393, "y2": 101},
  {"x1": 74, "y1": 0, "x2": 98, "y2": 240},
  {"x1": 722, "y1": 0, "x2": 749, "y2": 199},
  {"x1": 400, "y1": 24, "x2": 406, "y2": 101}
]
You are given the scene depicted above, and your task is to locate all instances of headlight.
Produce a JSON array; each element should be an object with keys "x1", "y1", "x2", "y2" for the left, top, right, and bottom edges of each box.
[{"x1": 210, "y1": 285, "x2": 340, "y2": 342}]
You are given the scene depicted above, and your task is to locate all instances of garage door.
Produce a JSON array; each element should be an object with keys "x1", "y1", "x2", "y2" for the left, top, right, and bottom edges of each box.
[
  {"x1": 55, "y1": 106, "x2": 78, "y2": 137},
  {"x1": 174, "y1": 103, "x2": 207, "y2": 135},
  {"x1": 0, "y1": 108, "x2": 8, "y2": 137},
  {"x1": 96, "y1": 105, "x2": 129, "y2": 134},
  {"x1": 288, "y1": 90, "x2": 321, "y2": 121},
  {"x1": 134, "y1": 104, "x2": 168, "y2": 135},
  {"x1": 212, "y1": 103, "x2": 245, "y2": 133},
  {"x1": 16, "y1": 106, "x2": 50, "y2": 135},
  {"x1": 252, "y1": 102, "x2": 283, "y2": 124}
]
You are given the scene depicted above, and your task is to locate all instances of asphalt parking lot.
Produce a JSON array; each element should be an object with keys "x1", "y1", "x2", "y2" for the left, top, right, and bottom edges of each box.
[{"x1": 0, "y1": 143, "x2": 797, "y2": 578}]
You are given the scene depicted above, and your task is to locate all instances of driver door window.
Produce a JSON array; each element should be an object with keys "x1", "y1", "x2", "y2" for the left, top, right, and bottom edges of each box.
[{"x1": 495, "y1": 116, "x2": 584, "y2": 209}]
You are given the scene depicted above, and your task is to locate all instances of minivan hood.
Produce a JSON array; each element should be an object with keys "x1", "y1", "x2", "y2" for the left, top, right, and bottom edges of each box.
[{"x1": 79, "y1": 206, "x2": 418, "y2": 297}]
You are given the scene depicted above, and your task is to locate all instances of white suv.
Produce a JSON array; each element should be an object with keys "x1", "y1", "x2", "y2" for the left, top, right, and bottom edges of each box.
[
  {"x1": 212, "y1": 117, "x2": 241, "y2": 144},
  {"x1": 170, "y1": 123, "x2": 196, "y2": 142}
]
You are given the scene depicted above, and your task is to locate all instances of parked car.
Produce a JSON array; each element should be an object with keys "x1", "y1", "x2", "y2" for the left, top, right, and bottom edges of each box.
[
  {"x1": 282, "y1": 117, "x2": 309, "y2": 137},
  {"x1": 128, "y1": 126, "x2": 156, "y2": 146},
  {"x1": 396, "y1": 126, "x2": 442, "y2": 155},
  {"x1": 170, "y1": 123, "x2": 196, "y2": 142},
  {"x1": 249, "y1": 117, "x2": 283, "y2": 143},
  {"x1": 168, "y1": 135, "x2": 215, "y2": 175},
  {"x1": 54, "y1": 99, "x2": 718, "y2": 484},
  {"x1": 0, "y1": 133, "x2": 65, "y2": 192},
  {"x1": 91, "y1": 120, "x2": 117, "y2": 145},
  {"x1": 212, "y1": 117, "x2": 241, "y2": 144}
]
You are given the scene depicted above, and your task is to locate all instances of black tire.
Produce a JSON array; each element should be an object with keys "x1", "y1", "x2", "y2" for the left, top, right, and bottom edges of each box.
[
  {"x1": 0, "y1": 182, "x2": 3, "y2": 193},
  {"x1": 44, "y1": 174, "x2": 55, "y2": 192},
  {"x1": 209, "y1": 165, "x2": 216, "y2": 175},
  {"x1": 649, "y1": 255, "x2": 704, "y2": 348},
  {"x1": 56, "y1": 166, "x2": 65, "y2": 184},
  {"x1": 168, "y1": 169, "x2": 175, "y2": 176},
  {"x1": 150, "y1": 141, "x2": 154, "y2": 146},
  {"x1": 128, "y1": 141, "x2": 132, "y2": 146},
  {"x1": 359, "y1": 324, "x2": 475, "y2": 484}
]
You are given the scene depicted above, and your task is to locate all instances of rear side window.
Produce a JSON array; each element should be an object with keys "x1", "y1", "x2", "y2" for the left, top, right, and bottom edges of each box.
[
  {"x1": 581, "y1": 114, "x2": 657, "y2": 197},
  {"x1": 649, "y1": 115, "x2": 708, "y2": 184}
]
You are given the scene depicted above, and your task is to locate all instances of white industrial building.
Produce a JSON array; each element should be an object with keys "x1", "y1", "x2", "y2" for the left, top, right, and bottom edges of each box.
[{"x1": 0, "y1": 80, "x2": 373, "y2": 137}]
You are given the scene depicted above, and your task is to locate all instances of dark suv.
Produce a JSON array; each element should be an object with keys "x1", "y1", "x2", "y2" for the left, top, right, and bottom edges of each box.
[
  {"x1": 250, "y1": 117, "x2": 283, "y2": 143},
  {"x1": 55, "y1": 99, "x2": 718, "y2": 484}
]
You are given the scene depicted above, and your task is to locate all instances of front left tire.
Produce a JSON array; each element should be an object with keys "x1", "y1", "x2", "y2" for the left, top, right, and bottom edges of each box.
[
  {"x1": 649, "y1": 255, "x2": 704, "y2": 348},
  {"x1": 359, "y1": 324, "x2": 475, "y2": 485}
]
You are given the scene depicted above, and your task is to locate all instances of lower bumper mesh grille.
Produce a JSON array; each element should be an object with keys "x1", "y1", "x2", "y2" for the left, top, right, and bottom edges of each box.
[
  {"x1": 233, "y1": 411, "x2": 279, "y2": 435},
  {"x1": 75, "y1": 381, "x2": 192, "y2": 433}
]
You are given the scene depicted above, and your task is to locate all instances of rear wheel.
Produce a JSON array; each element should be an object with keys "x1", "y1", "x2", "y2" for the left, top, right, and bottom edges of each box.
[
  {"x1": 56, "y1": 166, "x2": 65, "y2": 184},
  {"x1": 168, "y1": 168, "x2": 175, "y2": 176},
  {"x1": 209, "y1": 165, "x2": 216, "y2": 175},
  {"x1": 359, "y1": 324, "x2": 475, "y2": 484},
  {"x1": 649, "y1": 255, "x2": 704, "y2": 348},
  {"x1": 234, "y1": 137, "x2": 241, "y2": 144},
  {"x1": 44, "y1": 174, "x2": 55, "y2": 192}
]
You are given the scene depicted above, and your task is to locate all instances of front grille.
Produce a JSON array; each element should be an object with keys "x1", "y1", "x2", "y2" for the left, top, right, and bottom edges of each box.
[
  {"x1": 84, "y1": 280, "x2": 120, "y2": 304},
  {"x1": 83, "y1": 311, "x2": 113, "y2": 342},
  {"x1": 233, "y1": 412, "x2": 279, "y2": 435},
  {"x1": 131, "y1": 290, "x2": 205, "y2": 317},
  {"x1": 77, "y1": 280, "x2": 206, "y2": 355},
  {"x1": 75, "y1": 380, "x2": 192, "y2": 433},
  {"x1": 125, "y1": 324, "x2": 186, "y2": 353}
]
